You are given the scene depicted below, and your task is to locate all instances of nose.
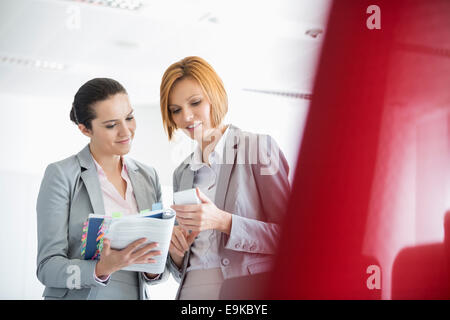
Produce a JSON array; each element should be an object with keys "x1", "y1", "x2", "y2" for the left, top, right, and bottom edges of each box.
[
  {"x1": 182, "y1": 108, "x2": 194, "y2": 122},
  {"x1": 118, "y1": 120, "x2": 132, "y2": 137}
]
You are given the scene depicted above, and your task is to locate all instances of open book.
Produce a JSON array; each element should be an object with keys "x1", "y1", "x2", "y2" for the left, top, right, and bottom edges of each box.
[{"x1": 81, "y1": 207, "x2": 175, "y2": 274}]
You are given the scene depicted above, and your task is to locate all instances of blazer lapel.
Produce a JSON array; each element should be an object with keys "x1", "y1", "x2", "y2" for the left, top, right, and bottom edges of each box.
[
  {"x1": 125, "y1": 159, "x2": 153, "y2": 212},
  {"x1": 179, "y1": 164, "x2": 195, "y2": 192},
  {"x1": 215, "y1": 125, "x2": 239, "y2": 211},
  {"x1": 77, "y1": 145, "x2": 105, "y2": 215}
]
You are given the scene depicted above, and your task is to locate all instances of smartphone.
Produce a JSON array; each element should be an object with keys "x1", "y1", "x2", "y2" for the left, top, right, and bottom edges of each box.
[{"x1": 173, "y1": 188, "x2": 201, "y2": 205}]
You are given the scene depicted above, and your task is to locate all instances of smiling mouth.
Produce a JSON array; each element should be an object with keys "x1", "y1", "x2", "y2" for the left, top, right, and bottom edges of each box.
[
  {"x1": 186, "y1": 122, "x2": 202, "y2": 129},
  {"x1": 117, "y1": 138, "x2": 131, "y2": 143}
]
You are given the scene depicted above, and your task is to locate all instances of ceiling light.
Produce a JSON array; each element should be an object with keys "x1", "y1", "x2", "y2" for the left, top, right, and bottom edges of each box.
[
  {"x1": 0, "y1": 55, "x2": 66, "y2": 71},
  {"x1": 243, "y1": 88, "x2": 312, "y2": 100},
  {"x1": 61, "y1": 0, "x2": 143, "y2": 11}
]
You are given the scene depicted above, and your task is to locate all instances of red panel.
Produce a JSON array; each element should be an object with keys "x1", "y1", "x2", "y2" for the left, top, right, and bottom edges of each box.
[{"x1": 267, "y1": 0, "x2": 450, "y2": 299}]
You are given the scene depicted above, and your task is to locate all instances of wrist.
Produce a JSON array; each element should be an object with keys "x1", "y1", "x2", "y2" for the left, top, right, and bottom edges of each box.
[
  {"x1": 218, "y1": 210, "x2": 232, "y2": 235},
  {"x1": 95, "y1": 260, "x2": 112, "y2": 279},
  {"x1": 170, "y1": 252, "x2": 184, "y2": 269}
]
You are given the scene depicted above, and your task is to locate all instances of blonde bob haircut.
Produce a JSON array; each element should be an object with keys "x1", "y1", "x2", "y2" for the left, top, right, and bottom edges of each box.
[{"x1": 160, "y1": 56, "x2": 228, "y2": 140}]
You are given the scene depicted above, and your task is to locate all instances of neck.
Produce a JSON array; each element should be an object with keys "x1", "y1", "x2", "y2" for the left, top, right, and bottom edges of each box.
[
  {"x1": 89, "y1": 144, "x2": 122, "y2": 174},
  {"x1": 200, "y1": 124, "x2": 227, "y2": 163}
]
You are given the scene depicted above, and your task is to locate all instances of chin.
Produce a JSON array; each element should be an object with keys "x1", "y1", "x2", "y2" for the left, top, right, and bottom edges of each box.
[{"x1": 114, "y1": 144, "x2": 132, "y2": 156}]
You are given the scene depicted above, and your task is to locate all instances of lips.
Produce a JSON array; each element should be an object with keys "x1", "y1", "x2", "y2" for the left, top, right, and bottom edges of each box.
[
  {"x1": 117, "y1": 138, "x2": 131, "y2": 144},
  {"x1": 186, "y1": 122, "x2": 202, "y2": 130}
]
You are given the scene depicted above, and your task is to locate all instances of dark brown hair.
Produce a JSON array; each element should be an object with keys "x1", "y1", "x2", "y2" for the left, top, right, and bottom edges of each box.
[{"x1": 70, "y1": 78, "x2": 127, "y2": 130}]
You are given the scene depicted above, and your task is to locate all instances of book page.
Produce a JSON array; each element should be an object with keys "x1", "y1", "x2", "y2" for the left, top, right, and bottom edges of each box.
[{"x1": 104, "y1": 212, "x2": 175, "y2": 274}]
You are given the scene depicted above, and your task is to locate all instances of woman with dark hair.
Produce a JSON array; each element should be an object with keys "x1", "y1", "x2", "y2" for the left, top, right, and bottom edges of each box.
[{"x1": 36, "y1": 78, "x2": 167, "y2": 300}]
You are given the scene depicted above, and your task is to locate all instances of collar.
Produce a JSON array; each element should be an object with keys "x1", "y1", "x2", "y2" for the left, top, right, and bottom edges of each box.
[
  {"x1": 92, "y1": 155, "x2": 128, "y2": 176},
  {"x1": 77, "y1": 144, "x2": 137, "y2": 172},
  {"x1": 189, "y1": 125, "x2": 230, "y2": 171}
]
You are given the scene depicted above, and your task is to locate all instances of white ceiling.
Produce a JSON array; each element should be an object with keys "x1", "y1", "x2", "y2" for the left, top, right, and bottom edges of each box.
[{"x1": 0, "y1": 0, "x2": 331, "y2": 105}]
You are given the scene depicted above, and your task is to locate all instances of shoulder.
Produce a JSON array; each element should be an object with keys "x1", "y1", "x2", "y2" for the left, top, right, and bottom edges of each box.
[
  {"x1": 38, "y1": 154, "x2": 82, "y2": 197},
  {"x1": 43, "y1": 154, "x2": 80, "y2": 181},
  {"x1": 125, "y1": 157, "x2": 159, "y2": 180},
  {"x1": 231, "y1": 127, "x2": 288, "y2": 177},
  {"x1": 240, "y1": 130, "x2": 272, "y2": 143},
  {"x1": 233, "y1": 127, "x2": 282, "y2": 157},
  {"x1": 173, "y1": 153, "x2": 193, "y2": 177},
  {"x1": 228, "y1": 125, "x2": 279, "y2": 147}
]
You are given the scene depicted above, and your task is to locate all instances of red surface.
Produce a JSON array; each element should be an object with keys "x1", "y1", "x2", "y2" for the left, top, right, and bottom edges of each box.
[{"x1": 267, "y1": 0, "x2": 450, "y2": 299}]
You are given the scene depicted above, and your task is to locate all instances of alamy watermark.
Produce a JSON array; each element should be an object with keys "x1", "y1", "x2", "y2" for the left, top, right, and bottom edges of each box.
[
  {"x1": 66, "y1": 5, "x2": 81, "y2": 30},
  {"x1": 366, "y1": 264, "x2": 381, "y2": 290},
  {"x1": 66, "y1": 265, "x2": 81, "y2": 290},
  {"x1": 366, "y1": 5, "x2": 381, "y2": 30},
  {"x1": 170, "y1": 128, "x2": 283, "y2": 176}
]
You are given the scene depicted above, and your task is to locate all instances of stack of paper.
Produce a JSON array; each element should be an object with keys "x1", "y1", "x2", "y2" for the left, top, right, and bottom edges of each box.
[{"x1": 82, "y1": 208, "x2": 175, "y2": 274}]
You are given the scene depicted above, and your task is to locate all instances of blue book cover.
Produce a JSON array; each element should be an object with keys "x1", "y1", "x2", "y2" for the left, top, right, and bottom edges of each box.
[
  {"x1": 81, "y1": 203, "x2": 168, "y2": 260},
  {"x1": 82, "y1": 216, "x2": 105, "y2": 260}
]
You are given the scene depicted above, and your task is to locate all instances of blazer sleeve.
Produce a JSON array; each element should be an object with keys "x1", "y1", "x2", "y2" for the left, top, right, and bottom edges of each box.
[
  {"x1": 36, "y1": 163, "x2": 104, "y2": 289},
  {"x1": 224, "y1": 135, "x2": 291, "y2": 255},
  {"x1": 165, "y1": 167, "x2": 190, "y2": 283},
  {"x1": 154, "y1": 167, "x2": 163, "y2": 204}
]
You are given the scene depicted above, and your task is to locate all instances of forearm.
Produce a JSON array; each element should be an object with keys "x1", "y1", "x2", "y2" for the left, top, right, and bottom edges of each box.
[
  {"x1": 167, "y1": 254, "x2": 185, "y2": 283},
  {"x1": 37, "y1": 255, "x2": 102, "y2": 289}
]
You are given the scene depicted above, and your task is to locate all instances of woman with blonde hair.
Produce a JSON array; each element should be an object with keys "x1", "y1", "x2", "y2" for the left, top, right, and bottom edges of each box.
[{"x1": 160, "y1": 56, "x2": 291, "y2": 299}]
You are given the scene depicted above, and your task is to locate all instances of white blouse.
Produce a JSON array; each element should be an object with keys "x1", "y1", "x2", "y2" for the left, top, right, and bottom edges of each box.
[{"x1": 187, "y1": 127, "x2": 230, "y2": 272}]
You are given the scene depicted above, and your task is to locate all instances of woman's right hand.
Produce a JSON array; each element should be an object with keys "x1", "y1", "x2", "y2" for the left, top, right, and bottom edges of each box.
[
  {"x1": 95, "y1": 238, "x2": 161, "y2": 279},
  {"x1": 169, "y1": 226, "x2": 199, "y2": 268}
]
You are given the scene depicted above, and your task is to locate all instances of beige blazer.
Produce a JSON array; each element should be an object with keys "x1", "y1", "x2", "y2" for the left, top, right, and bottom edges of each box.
[{"x1": 167, "y1": 125, "x2": 291, "y2": 299}]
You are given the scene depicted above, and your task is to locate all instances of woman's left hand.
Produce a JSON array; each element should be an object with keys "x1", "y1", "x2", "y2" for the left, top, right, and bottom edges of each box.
[{"x1": 171, "y1": 188, "x2": 232, "y2": 234}]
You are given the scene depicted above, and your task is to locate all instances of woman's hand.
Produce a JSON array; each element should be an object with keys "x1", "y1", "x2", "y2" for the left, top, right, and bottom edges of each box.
[
  {"x1": 169, "y1": 226, "x2": 199, "y2": 268},
  {"x1": 95, "y1": 238, "x2": 161, "y2": 279},
  {"x1": 171, "y1": 188, "x2": 232, "y2": 234}
]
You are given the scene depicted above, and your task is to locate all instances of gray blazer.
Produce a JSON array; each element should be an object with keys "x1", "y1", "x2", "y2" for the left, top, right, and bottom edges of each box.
[
  {"x1": 36, "y1": 144, "x2": 168, "y2": 299},
  {"x1": 167, "y1": 125, "x2": 291, "y2": 299}
]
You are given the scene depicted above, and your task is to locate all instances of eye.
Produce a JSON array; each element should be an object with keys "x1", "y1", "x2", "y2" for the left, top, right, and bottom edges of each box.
[
  {"x1": 191, "y1": 100, "x2": 201, "y2": 106},
  {"x1": 171, "y1": 108, "x2": 181, "y2": 114},
  {"x1": 126, "y1": 115, "x2": 134, "y2": 121},
  {"x1": 106, "y1": 124, "x2": 116, "y2": 129}
]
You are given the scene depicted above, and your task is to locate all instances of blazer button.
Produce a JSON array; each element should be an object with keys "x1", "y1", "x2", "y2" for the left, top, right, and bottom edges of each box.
[{"x1": 221, "y1": 258, "x2": 230, "y2": 266}]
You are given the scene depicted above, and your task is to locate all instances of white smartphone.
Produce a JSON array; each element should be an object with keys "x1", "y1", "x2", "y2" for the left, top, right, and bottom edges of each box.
[{"x1": 173, "y1": 188, "x2": 201, "y2": 205}]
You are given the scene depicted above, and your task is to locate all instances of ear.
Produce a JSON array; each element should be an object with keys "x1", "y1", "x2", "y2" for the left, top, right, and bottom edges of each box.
[{"x1": 77, "y1": 123, "x2": 92, "y2": 138}]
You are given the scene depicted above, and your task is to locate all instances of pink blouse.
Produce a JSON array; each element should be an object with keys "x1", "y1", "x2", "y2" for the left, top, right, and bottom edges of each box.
[
  {"x1": 92, "y1": 157, "x2": 139, "y2": 216},
  {"x1": 92, "y1": 157, "x2": 156, "y2": 282}
]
